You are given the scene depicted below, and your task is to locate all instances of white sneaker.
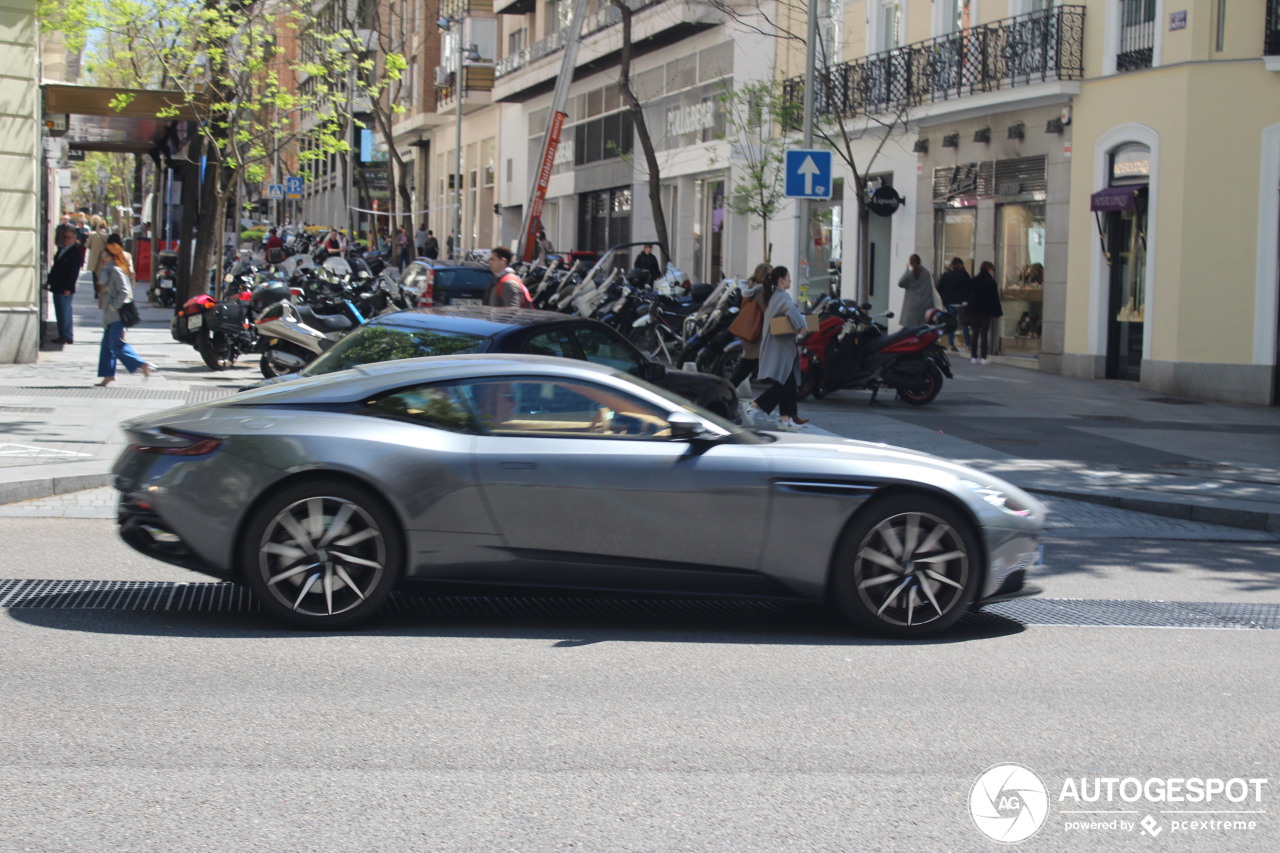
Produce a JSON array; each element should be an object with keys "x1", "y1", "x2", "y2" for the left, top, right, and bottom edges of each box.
[
  {"x1": 970, "y1": 358, "x2": 978, "y2": 364},
  {"x1": 980, "y1": 358, "x2": 989, "y2": 365},
  {"x1": 775, "y1": 418, "x2": 801, "y2": 432}
]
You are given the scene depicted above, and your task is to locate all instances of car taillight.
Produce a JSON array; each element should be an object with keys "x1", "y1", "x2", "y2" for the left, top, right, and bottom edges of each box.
[
  {"x1": 127, "y1": 428, "x2": 222, "y2": 456},
  {"x1": 424, "y1": 269, "x2": 435, "y2": 305}
]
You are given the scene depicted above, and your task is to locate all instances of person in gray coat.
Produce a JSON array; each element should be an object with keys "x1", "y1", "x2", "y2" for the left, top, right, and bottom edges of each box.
[
  {"x1": 95, "y1": 236, "x2": 153, "y2": 387},
  {"x1": 897, "y1": 254, "x2": 935, "y2": 328},
  {"x1": 745, "y1": 266, "x2": 808, "y2": 431}
]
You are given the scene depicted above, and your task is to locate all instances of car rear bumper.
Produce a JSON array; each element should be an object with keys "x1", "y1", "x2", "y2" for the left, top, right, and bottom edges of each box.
[{"x1": 117, "y1": 497, "x2": 233, "y2": 581}]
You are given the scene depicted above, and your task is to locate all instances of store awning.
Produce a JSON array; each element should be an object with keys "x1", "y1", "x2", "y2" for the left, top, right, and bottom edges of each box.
[
  {"x1": 42, "y1": 84, "x2": 201, "y2": 154},
  {"x1": 1090, "y1": 185, "x2": 1142, "y2": 212}
]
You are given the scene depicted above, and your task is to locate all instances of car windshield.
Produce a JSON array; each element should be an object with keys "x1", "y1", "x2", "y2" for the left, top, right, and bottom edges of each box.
[{"x1": 300, "y1": 325, "x2": 490, "y2": 378}]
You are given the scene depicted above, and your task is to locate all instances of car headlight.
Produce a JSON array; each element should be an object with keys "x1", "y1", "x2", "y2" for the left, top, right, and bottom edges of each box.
[{"x1": 957, "y1": 479, "x2": 1034, "y2": 517}]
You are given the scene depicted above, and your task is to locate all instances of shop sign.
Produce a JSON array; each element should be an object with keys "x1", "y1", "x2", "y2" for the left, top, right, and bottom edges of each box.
[{"x1": 868, "y1": 185, "x2": 903, "y2": 217}]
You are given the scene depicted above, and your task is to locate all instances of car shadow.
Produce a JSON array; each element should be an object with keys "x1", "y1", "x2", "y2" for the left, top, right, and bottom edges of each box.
[{"x1": 5, "y1": 591, "x2": 1025, "y2": 645}]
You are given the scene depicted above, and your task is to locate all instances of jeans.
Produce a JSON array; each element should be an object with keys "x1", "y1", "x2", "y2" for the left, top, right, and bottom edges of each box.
[
  {"x1": 98, "y1": 320, "x2": 147, "y2": 378},
  {"x1": 946, "y1": 303, "x2": 970, "y2": 348},
  {"x1": 53, "y1": 291, "x2": 75, "y2": 341}
]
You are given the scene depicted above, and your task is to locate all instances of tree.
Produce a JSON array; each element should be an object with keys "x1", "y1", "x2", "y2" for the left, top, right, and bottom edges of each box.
[
  {"x1": 611, "y1": 0, "x2": 670, "y2": 264},
  {"x1": 39, "y1": 0, "x2": 388, "y2": 301},
  {"x1": 713, "y1": 81, "x2": 801, "y2": 263}
]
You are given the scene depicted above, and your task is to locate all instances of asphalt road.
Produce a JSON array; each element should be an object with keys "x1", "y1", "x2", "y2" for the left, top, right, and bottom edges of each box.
[{"x1": 1, "y1": 499, "x2": 1278, "y2": 853}]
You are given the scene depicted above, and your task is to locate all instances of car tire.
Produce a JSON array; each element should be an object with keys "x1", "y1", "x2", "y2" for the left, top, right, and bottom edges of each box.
[
  {"x1": 240, "y1": 480, "x2": 404, "y2": 629},
  {"x1": 830, "y1": 494, "x2": 981, "y2": 638}
]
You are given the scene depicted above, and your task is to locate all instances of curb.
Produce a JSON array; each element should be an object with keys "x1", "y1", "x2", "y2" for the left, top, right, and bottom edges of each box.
[{"x1": 1025, "y1": 486, "x2": 1280, "y2": 534}]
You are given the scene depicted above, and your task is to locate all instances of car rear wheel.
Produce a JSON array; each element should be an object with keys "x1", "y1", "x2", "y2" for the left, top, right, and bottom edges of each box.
[
  {"x1": 831, "y1": 495, "x2": 980, "y2": 638},
  {"x1": 241, "y1": 480, "x2": 403, "y2": 629}
]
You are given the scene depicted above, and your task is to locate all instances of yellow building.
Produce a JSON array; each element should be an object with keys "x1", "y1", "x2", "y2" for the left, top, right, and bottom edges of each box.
[
  {"x1": 0, "y1": 0, "x2": 40, "y2": 362},
  {"x1": 790, "y1": 1, "x2": 1280, "y2": 404}
]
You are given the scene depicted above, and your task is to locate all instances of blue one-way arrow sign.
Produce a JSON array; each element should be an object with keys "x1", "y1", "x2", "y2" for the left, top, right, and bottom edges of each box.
[{"x1": 784, "y1": 149, "x2": 833, "y2": 200}]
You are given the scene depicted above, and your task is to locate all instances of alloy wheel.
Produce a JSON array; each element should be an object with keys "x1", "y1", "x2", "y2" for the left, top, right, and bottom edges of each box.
[
  {"x1": 851, "y1": 509, "x2": 970, "y2": 629},
  {"x1": 256, "y1": 495, "x2": 387, "y2": 618}
]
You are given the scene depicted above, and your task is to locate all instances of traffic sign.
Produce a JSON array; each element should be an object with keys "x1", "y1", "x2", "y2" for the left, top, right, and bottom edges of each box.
[
  {"x1": 284, "y1": 176, "x2": 304, "y2": 200},
  {"x1": 267, "y1": 184, "x2": 285, "y2": 201},
  {"x1": 784, "y1": 149, "x2": 833, "y2": 200}
]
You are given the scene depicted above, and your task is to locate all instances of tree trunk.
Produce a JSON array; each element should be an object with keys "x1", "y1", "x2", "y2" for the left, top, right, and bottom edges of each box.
[{"x1": 613, "y1": 1, "x2": 669, "y2": 264}]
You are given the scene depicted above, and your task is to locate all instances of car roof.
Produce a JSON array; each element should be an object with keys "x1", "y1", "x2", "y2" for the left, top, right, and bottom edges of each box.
[
  {"x1": 368, "y1": 306, "x2": 593, "y2": 336},
  {"x1": 227, "y1": 353, "x2": 626, "y2": 407}
]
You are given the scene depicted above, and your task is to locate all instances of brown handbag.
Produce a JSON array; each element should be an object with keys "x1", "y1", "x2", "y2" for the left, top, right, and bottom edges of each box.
[{"x1": 729, "y1": 297, "x2": 764, "y2": 342}]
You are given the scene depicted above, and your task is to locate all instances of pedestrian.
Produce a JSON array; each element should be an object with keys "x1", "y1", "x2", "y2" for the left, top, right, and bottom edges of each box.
[
  {"x1": 85, "y1": 216, "x2": 109, "y2": 296},
  {"x1": 423, "y1": 229, "x2": 439, "y2": 260},
  {"x1": 414, "y1": 222, "x2": 429, "y2": 258},
  {"x1": 47, "y1": 224, "x2": 85, "y2": 344},
  {"x1": 535, "y1": 229, "x2": 554, "y2": 266},
  {"x1": 375, "y1": 228, "x2": 391, "y2": 256},
  {"x1": 935, "y1": 257, "x2": 972, "y2": 351},
  {"x1": 486, "y1": 246, "x2": 533, "y2": 308},
  {"x1": 95, "y1": 236, "x2": 153, "y2": 386},
  {"x1": 632, "y1": 243, "x2": 661, "y2": 285},
  {"x1": 728, "y1": 262, "x2": 772, "y2": 392},
  {"x1": 967, "y1": 261, "x2": 1003, "y2": 365},
  {"x1": 396, "y1": 225, "x2": 412, "y2": 270},
  {"x1": 324, "y1": 228, "x2": 343, "y2": 258},
  {"x1": 263, "y1": 227, "x2": 286, "y2": 265},
  {"x1": 745, "y1": 265, "x2": 808, "y2": 431},
  {"x1": 897, "y1": 254, "x2": 935, "y2": 328}
]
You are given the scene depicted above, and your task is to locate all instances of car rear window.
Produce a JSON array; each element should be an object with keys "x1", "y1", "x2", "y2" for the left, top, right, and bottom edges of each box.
[
  {"x1": 436, "y1": 268, "x2": 493, "y2": 292},
  {"x1": 301, "y1": 325, "x2": 490, "y2": 377}
]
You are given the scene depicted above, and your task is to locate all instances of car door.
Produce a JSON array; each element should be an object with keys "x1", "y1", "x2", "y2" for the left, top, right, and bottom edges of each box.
[{"x1": 461, "y1": 374, "x2": 769, "y2": 589}]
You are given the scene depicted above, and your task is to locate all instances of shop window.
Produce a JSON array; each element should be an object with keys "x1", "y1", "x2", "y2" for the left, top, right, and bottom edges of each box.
[{"x1": 996, "y1": 203, "x2": 1046, "y2": 354}]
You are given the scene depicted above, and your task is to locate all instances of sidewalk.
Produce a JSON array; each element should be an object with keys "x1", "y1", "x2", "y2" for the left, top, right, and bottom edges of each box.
[{"x1": 3, "y1": 277, "x2": 1279, "y2": 531}]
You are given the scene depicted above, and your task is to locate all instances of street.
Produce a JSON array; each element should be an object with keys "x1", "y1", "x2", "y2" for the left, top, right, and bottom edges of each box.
[{"x1": 1, "y1": 490, "x2": 1277, "y2": 852}]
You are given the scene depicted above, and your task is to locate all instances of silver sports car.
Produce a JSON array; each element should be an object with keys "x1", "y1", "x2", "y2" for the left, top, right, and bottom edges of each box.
[{"x1": 113, "y1": 354, "x2": 1044, "y2": 637}]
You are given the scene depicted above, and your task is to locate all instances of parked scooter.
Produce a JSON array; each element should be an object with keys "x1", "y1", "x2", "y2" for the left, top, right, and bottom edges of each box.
[
  {"x1": 148, "y1": 251, "x2": 178, "y2": 308},
  {"x1": 798, "y1": 300, "x2": 955, "y2": 405},
  {"x1": 254, "y1": 282, "x2": 368, "y2": 378}
]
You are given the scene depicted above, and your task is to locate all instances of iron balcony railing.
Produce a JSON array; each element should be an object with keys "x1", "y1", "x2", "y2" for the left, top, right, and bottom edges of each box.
[
  {"x1": 784, "y1": 5, "x2": 1084, "y2": 122},
  {"x1": 1116, "y1": 0, "x2": 1156, "y2": 72},
  {"x1": 1267, "y1": 0, "x2": 1280, "y2": 55}
]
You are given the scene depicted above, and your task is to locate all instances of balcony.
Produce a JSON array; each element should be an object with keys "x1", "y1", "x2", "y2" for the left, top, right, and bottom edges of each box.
[
  {"x1": 435, "y1": 64, "x2": 497, "y2": 114},
  {"x1": 439, "y1": 0, "x2": 494, "y2": 19},
  {"x1": 784, "y1": 5, "x2": 1084, "y2": 122},
  {"x1": 492, "y1": 0, "x2": 721, "y2": 103},
  {"x1": 1267, "y1": 0, "x2": 1280, "y2": 57}
]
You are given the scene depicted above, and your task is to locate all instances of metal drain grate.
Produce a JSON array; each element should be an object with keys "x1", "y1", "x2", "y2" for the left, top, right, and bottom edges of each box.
[
  {"x1": 185, "y1": 388, "x2": 243, "y2": 405},
  {"x1": 0, "y1": 406, "x2": 56, "y2": 413},
  {"x1": 2, "y1": 580, "x2": 1276, "y2": 630}
]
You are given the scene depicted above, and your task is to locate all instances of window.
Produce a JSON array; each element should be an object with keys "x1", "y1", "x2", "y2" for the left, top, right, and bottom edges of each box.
[
  {"x1": 459, "y1": 378, "x2": 672, "y2": 439},
  {"x1": 364, "y1": 384, "x2": 478, "y2": 433},
  {"x1": 1118, "y1": 0, "x2": 1157, "y2": 71},
  {"x1": 300, "y1": 325, "x2": 489, "y2": 378},
  {"x1": 524, "y1": 329, "x2": 575, "y2": 358},
  {"x1": 572, "y1": 326, "x2": 644, "y2": 375}
]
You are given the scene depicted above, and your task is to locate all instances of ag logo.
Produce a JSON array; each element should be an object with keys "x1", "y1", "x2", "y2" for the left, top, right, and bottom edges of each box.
[{"x1": 970, "y1": 763, "x2": 1049, "y2": 843}]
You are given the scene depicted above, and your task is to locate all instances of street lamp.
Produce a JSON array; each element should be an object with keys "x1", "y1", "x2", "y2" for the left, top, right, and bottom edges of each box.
[{"x1": 437, "y1": 15, "x2": 480, "y2": 259}]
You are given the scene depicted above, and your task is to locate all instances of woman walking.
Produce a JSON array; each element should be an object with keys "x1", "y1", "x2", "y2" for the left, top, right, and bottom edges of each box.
[
  {"x1": 95, "y1": 236, "x2": 153, "y2": 387},
  {"x1": 967, "y1": 261, "x2": 1003, "y2": 364},
  {"x1": 728, "y1": 262, "x2": 772, "y2": 391},
  {"x1": 745, "y1": 266, "x2": 808, "y2": 431}
]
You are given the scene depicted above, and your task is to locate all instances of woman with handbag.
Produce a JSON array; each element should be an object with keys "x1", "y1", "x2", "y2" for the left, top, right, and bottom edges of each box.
[
  {"x1": 745, "y1": 266, "x2": 808, "y2": 431},
  {"x1": 95, "y1": 237, "x2": 153, "y2": 387},
  {"x1": 727, "y1": 263, "x2": 771, "y2": 391}
]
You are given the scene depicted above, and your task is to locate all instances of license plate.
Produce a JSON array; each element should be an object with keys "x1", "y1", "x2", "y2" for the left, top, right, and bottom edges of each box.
[
  {"x1": 453, "y1": 298, "x2": 482, "y2": 306},
  {"x1": 187, "y1": 313, "x2": 203, "y2": 331}
]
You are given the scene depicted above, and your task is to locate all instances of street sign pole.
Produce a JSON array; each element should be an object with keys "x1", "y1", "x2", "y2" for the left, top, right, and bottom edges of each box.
[{"x1": 795, "y1": 0, "x2": 820, "y2": 305}]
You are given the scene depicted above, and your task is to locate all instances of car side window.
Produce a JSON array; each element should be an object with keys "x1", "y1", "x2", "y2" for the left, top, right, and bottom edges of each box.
[
  {"x1": 363, "y1": 383, "x2": 478, "y2": 433},
  {"x1": 572, "y1": 326, "x2": 644, "y2": 376},
  {"x1": 458, "y1": 377, "x2": 671, "y2": 439},
  {"x1": 524, "y1": 330, "x2": 575, "y2": 359}
]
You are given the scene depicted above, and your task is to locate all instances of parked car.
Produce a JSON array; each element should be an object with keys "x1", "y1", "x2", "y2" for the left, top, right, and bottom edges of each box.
[
  {"x1": 398, "y1": 259, "x2": 493, "y2": 306},
  {"x1": 252, "y1": 306, "x2": 741, "y2": 422},
  {"x1": 114, "y1": 353, "x2": 1045, "y2": 635}
]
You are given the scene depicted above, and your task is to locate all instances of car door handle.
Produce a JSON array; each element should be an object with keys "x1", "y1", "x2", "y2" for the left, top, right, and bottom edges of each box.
[{"x1": 499, "y1": 461, "x2": 537, "y2": 470}]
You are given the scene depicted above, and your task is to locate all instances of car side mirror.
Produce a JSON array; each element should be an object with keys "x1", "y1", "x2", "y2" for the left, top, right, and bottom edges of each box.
[
  {"x1": 667, "y1": 411, "x2": 704, "y2": 440},
  {"x1": 641, "y1": 361, "x2": 667, "y2": 383}
]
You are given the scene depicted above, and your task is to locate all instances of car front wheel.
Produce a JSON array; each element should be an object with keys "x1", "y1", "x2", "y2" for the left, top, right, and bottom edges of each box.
[
  {"x1": 241, "y1": 480, "x2": 403, "y2": 629},
  {"x1": 831, "y1": 495, "x2": 981, "y2": 638}
]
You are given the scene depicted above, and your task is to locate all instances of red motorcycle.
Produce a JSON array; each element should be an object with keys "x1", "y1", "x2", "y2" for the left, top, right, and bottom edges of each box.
[{"x1": 798, "y1": 300, "x2": 955, "y2": 405}]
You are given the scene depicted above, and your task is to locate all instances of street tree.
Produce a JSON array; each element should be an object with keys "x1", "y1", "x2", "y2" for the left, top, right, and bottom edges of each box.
[{"x1": 39, "y1": 0, "x2": 390, "y2": 301}]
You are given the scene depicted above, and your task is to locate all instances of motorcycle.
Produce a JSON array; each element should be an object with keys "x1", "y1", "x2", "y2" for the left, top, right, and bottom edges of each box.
[
  {"x1": 171, "y1": 281, "x2": 259, "y2": 370},
  {"x1": 254, "y1": 281, "x2": 368, "y2": 378},
  {"x1": 148, "y1": 251, "x2": 178, "y2": 308},
  {"x1": 798, "y1": 301, "x2": 955, "y2": 406}
]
